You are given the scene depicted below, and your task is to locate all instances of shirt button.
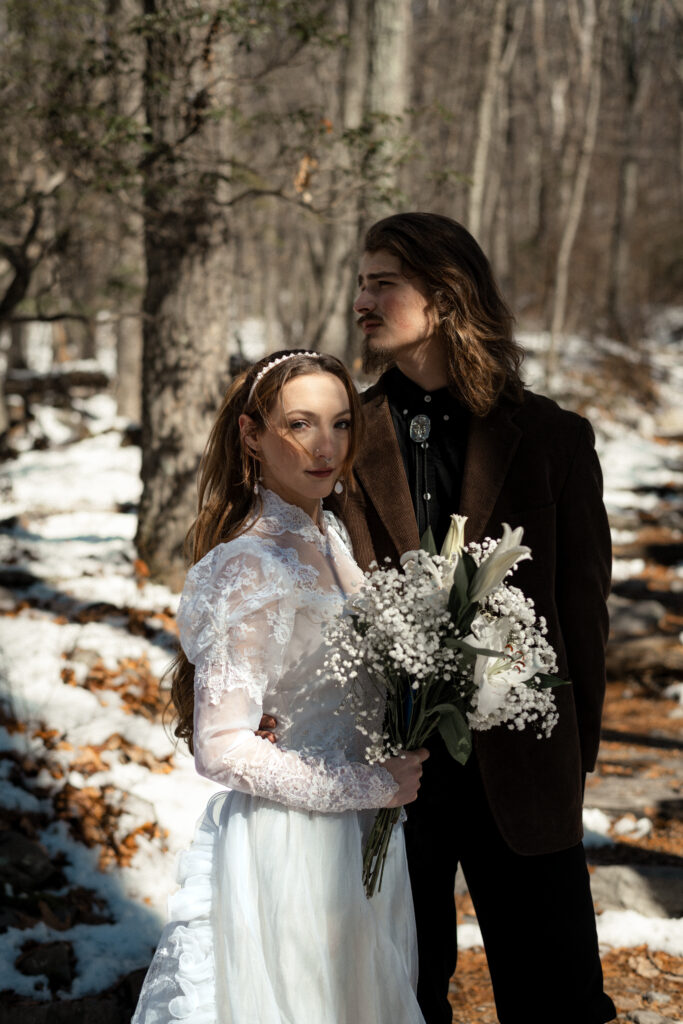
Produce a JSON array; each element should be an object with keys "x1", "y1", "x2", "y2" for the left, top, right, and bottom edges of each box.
[
  {"x1": 423, "y1": 492, "x2": 431, "y2": 500},
  {"x1": 443, "y1": 414, "x2": 449, "y2": 421},
  {"x1": 403, "y1": 408, "x2": 408, "y2": 415},
  {"x1": 424, "y1": 395, "x2": 432, "y2": 403}
]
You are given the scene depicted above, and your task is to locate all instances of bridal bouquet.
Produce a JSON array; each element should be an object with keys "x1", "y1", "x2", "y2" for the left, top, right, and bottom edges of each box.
[{"x1": 324, "y1": 516, "x2": 567, "y2": 897}]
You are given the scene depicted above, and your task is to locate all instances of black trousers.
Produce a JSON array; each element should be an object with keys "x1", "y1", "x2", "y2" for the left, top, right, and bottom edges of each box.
[{"x1": 404, "y1": 744, "x2": 617, "y2": 1024}]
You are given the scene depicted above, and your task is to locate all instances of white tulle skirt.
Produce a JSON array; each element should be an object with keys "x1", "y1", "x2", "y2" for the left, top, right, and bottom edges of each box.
[{"x1": 132, "y1": 791, "x2": 424, "y2": 1024}]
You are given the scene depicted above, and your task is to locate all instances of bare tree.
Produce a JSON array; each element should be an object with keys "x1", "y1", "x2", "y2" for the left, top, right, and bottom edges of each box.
[
  {"x1": 605, "y1": 0, "x2": 661, "y2": 341},
  {"x1": 135, "y1": 4, "x2": 237, "y2": 586},
  {"x1": 547, "y1": 0, "x2": 606, "y2": 377},
  {"x1": 364, "y1": 0, "x2": 413, "y2": 219}
]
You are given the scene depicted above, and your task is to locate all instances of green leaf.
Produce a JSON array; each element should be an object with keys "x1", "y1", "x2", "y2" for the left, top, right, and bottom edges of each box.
[
  {"x1": 445, "y1": 638, "x2": 503, "y2": 659},
  {"x1": 449, "y1": 558, "x2": 470, "y2": 620},
  {"x1": 535, "y1": 673, "x2": 571, "y2": 689},
  {"x1": 420, "y1": 525, "x2": 437, "y2": 555},
  {"x1": 462, "y1": 551, "x2": 479, "y2": 581},
  {"x1": 456, "y1": 605, "x2": 478, "y2": 636},
  {"x1": 425, "y1": 701, "x2": 462, "y2": 716},
  {"x1": 437, "y1": 708, "x2": 472, "y2": 765}
]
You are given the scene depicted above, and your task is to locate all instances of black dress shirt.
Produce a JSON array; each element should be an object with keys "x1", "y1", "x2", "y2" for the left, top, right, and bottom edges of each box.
[{"x1": 383, "y1": 367, "x2": 470, "y2": 549}]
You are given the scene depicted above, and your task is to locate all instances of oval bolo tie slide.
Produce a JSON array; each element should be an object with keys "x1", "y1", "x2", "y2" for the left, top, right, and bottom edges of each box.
[{"x1": 409, "y1": 414, "x2": 431, "y2": 443}]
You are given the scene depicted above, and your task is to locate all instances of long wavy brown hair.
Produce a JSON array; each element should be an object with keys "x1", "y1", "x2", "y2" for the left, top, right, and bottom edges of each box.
[
  {"x1": 362, "y1": 212, "x2": 525, "y2": 415},
  {"x1": 170, "y1": 349, "x2": 362, "y2": 752}
]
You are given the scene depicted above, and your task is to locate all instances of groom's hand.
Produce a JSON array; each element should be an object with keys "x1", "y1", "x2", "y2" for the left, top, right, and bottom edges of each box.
[{"x1": 256, "y1": 714, "x2": 278, "y2": 744}]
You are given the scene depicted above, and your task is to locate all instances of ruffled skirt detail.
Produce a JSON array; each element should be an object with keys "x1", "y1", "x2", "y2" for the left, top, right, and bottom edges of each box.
[{"x1": 132, "y1": 791, "x2": 424, "y2": 1024}]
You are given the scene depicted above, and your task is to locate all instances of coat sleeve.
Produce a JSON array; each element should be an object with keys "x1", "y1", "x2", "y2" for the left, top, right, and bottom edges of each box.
[{"x1": 554, "y1": 418, "x2": 612, "y2": 772}]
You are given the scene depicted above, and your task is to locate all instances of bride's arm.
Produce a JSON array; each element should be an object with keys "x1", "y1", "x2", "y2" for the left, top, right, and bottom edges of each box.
[
  {"x1": 177, "y1": 537, "x2": 400, "y2": 814},
  {"x1": 193, "y1": 675, "x2": 399, "y2": 813}
]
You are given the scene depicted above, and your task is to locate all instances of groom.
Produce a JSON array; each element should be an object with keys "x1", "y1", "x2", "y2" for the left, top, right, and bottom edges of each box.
[{"x1": 331, "y1": 213, "x2": 616, "y2": 1024}]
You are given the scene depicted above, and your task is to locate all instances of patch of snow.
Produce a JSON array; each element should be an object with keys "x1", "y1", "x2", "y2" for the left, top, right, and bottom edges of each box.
[
  {"x1": 611, "y1": 558, "x2": 646, "y2": 582},
  {"x1": 664, "y1": 682, "x2": 683, "y2": 705},
  {"x1": 583, "y1": 808, "x2": 615, "y2": 847},
  {"x1": 0, "y1": 433, "x2": 141, "y2": 519},
  {"x1": 457, "y1": 921, "x2": 484, "y2": 948},
  {"x1": 613, "y1": 815, "x2": 654, "y2": 840},
  {"x1": 596, "y1": 910, "x2": 683, "y2": 956}
]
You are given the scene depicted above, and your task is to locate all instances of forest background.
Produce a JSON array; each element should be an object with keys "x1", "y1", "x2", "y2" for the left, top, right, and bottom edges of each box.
[
  {"x1": 1, "y1": 3, "x2": 683, "y2": 1021},
  {"x1": 1, "y1": 0, "x2": 681, "y2": 586}
]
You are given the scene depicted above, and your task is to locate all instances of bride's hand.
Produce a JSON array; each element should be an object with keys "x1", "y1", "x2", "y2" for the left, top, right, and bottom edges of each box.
[{"x1": 383, "y1": 748, "x2": 429, "y2": 807}]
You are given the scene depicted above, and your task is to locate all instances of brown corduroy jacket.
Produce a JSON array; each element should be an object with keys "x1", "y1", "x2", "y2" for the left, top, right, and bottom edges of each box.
[{"x1": 328, "y1": 374, "x2": 612, "y2": 855}]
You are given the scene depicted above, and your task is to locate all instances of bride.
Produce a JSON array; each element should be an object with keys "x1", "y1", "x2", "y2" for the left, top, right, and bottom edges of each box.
[{"x1": 132, "y1": 349, "x2": 428, "y2": 1024}]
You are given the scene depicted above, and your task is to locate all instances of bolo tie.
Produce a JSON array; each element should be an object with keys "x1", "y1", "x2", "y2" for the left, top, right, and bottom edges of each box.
[{"x1": 409, "y1": 411, "x2": 432, "y2": 541}]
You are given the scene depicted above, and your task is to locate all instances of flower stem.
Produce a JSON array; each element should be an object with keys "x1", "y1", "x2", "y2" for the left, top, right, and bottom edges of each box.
[{"x1": 362, "y1": 806, "x2": 401, "y2": 898}]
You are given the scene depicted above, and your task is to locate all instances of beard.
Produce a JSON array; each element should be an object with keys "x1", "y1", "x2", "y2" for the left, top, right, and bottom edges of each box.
[{"x1": 361, "y1": 338, "x2": 396, "y2": 376}]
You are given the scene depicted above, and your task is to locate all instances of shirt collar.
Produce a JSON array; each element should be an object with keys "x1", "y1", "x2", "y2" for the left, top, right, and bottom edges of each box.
[{"x1": 383, "y1": 367, "x2": 468, "y2": 423}]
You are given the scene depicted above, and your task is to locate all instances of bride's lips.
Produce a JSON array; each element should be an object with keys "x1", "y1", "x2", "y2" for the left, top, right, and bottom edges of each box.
[{"x1": 306, "y1": 468, "x2": 334, "y2": 478}]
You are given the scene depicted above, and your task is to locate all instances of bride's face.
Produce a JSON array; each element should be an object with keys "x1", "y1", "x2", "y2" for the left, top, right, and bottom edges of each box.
[{"x1": 242, "y1": 371, "x2": 352, "y2": 522}]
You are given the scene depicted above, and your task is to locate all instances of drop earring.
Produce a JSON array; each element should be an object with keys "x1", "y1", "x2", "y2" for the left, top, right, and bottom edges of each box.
[{"x1": 334, "y1": 479, "x2": 343, "y2": 494}]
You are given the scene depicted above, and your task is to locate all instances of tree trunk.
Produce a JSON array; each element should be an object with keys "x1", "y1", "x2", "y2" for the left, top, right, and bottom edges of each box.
[
  {"x1": 606, "y1": 0, "x2": 658, "y2": 342},
  {"x1": 480, "y1": 1, "x2": 526, "y2": 265},
  {"x1": 468, "y1": 0, "x2": 508, "y2": 243},
  {"x1": 364, "y1": 0, "x2": 412, "y2": 220},
  {"x1": 136, "y1": 3, "x2": 236, "y2": 588},
  {"x1": 547, "y1": 0, "x2": 605, "y2": 379},
  {"x1": 107, "y1": 0, "x2": 144, "y2": 422},
  {"x1": 308, "y1": 0, "x2": 370, "y2": 361},
  {"x1": 115, "y1": 314, "x2": 143, "y2": 422}
]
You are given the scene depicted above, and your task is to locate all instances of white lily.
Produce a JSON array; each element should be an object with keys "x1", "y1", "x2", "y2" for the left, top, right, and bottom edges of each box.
[
  {"x1": 468, "y1": 523, "x2": 531, "y2": 604},
  {"x1": 400, "y1": 547, "x2": 442, "y2": 585},
  {"x1": 440, "y1": 513, "x2": 468, "y2": 562},
  {"x1": 465, "y1": 616, "x2": 539, "y2": 717}
]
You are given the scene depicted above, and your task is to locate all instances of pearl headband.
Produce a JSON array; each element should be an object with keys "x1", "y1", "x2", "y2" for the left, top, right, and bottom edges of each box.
[{"x1": 246, "y1": 351, "x2": 322, "y2": 404}]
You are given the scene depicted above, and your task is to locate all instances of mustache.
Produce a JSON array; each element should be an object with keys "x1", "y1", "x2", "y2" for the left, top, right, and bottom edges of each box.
[{"x1": 356, "y1": 314, "x2": 384, "y2": 327}]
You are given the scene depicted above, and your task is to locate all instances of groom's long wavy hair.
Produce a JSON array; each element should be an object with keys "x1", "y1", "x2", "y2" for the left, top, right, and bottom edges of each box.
[
  {"x1": 170, "y1": 350, "x2": 361, "y2": 752},
  {"x1": 362, "y1": 212, "x2": 525, "y2": 415}
]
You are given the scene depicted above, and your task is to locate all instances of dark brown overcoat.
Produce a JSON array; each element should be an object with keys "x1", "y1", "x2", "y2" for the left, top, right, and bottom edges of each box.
[{"x1": 329, "y1": 374, "x2": 612, "y2": 855}]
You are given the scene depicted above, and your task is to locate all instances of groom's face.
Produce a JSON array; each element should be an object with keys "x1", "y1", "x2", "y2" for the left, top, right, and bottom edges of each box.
[{"x1": 354, "y1": 249, "x2": 437, "y2": 366}]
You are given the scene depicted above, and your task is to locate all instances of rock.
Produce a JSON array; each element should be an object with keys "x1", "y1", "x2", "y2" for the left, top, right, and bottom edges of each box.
[
  {"x1": 15, "y1": 940, "x2": 74, "y2": 993},
  {"x1": 590, "y1": 865, "x2": 683, "y2": 918},
  {"x1": 0, "y1": 832, "x2": 54, "y2": 889},
  {"x1": 606, "y1": 633, "x2": 683, "y2": 679},
  {"x1": 644, "y1": 990, "x2": 672, "y2": 1005},
  {"x1": 626, "y1": 1011, "x2": 681, "y2": 1024},
  {"x1": 608, "y1": 595, "x2": 667, "y2": 640}
]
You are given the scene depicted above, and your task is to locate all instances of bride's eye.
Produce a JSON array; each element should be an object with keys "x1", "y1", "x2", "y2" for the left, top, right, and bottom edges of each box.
[
  {"x1": 288, "y1": 420, "x2": 308, "y2": 431},
  {"x1": 335, "y1": 419, "x2": 351, "y2": 431}
]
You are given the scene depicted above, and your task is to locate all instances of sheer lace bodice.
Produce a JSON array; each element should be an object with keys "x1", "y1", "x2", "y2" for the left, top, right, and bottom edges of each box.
[{"x1": 176, "y1": 488, "x2": 397, "y2": 814}]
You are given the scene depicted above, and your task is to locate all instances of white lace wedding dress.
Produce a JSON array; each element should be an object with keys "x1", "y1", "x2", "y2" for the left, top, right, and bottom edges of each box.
[{"x1": 132, "y1": 488, "x2": 424, "y2": 1024}]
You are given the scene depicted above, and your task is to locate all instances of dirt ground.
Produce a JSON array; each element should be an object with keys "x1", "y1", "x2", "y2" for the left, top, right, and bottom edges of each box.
[{"x1": 447, "y1": 679, "x2": 683, "y2": 1024}]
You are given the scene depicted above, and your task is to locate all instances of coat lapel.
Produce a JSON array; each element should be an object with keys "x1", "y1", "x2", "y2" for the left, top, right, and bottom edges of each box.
[
  {"x1": 355, "y1": 389, "x2": 421, "y2": 555},
  {"x1": 459, "y1": 399, "x2": 522, "y2": 543}
]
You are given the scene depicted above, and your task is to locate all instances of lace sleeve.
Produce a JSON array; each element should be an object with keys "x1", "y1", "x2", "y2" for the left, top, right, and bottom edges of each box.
[
  {"x1": 178, "y1": 537, "x2": 397, "y2": 812},
  {"x1": 193, "y1": 678, "x2": 398, "y2": 813},
  {"x1": 176, "y1": 537, "x2": 294, "y2": 705}
]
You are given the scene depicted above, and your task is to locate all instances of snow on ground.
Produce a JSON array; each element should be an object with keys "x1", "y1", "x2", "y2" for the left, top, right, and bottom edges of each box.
[
  {"x1": 0, "y1": 395, "x2": 221, "y2": 999},
  {"x1": 0, "y1": 324, "x2": 682, "y2": 1001}
]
